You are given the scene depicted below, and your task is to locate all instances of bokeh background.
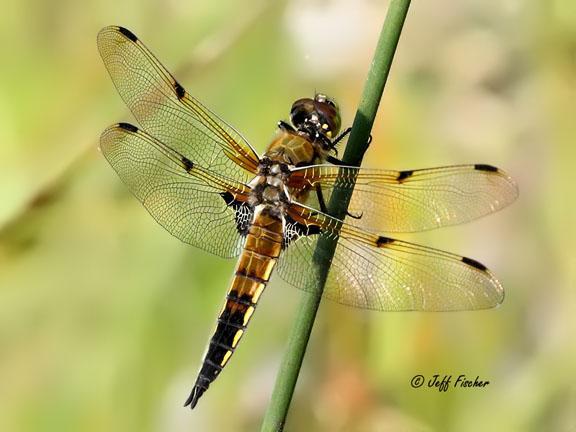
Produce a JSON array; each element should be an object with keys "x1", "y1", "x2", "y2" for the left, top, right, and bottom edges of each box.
[{"x1": 1, "y1": 0, "x2": 575, "y2": 431}]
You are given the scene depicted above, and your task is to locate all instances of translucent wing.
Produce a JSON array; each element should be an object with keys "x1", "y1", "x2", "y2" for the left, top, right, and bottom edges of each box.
[
  {"x1": 277, "y1": 202, "x2": 504, "y2": 311},
  {"x1": 100, "y1": 122, "x2": 253, "y2": 258},
  {"x1": 288, "y1": 164, "x2": 518, "y2": 233},
  {"x1": 97, "y1": 26, "x2": 260, "y2": 184}
]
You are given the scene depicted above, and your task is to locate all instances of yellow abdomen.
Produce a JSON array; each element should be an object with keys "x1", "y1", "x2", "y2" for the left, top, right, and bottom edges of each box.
[{"x1": 185, "y1": 206, "x2": 284, "y2": 408}]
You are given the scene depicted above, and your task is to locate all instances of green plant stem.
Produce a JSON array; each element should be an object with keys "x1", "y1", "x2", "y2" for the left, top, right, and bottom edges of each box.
[{"x1": 260, "y1": 1, "x2": 411, "y2": 430}]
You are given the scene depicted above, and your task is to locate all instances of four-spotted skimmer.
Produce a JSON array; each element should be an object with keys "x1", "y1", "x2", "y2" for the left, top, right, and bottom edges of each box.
[{"x1": 97, "y1": 26, "x2": 518, "y2": 409}]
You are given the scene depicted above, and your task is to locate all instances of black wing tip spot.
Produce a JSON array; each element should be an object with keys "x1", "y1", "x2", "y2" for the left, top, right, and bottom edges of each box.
[
  {"x1": 462, "y1": 256, "x2": 488, "y2": 271},
  {"x1": 474, "y1": 164, "x2": 498, "y2": 173},
  {"x1": 397, "y1": 170, "x2": 414, "y2": 182},
  {"x1": 181, "y1": 156, "x2": 194, "y2": 171},
  {"x1": 117, "y1": 122, "x2": 138, "y2": 133},
  {"x1": 219, "y1": 193, "x2": 253, "y2": 235},
  {"x1": 376, "y1": 236, "x2": 394, "y2": 247},
  {"x1": 117, "y1": 26, "x2": 138, "y2": 42},
  {"x1": 174, "y1": 81, "x2": 186, "y2": 99}
]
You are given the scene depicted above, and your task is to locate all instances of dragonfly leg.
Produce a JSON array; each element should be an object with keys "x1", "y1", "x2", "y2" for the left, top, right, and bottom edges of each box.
[
  {"x1": 331, "y1": 127, "x2": 352, "y2": 147},
  {"x1": 326, "y1": 155, "x2": 345, "y2": 165},
  {"x1": 315, "y1": 182, "x2": 363, "y2": 220},
  {"x1": 315, "y1": 184, "x2": 328, "y2": 213},
  {"x1": 330, "y1": 128, "x2": 372, "y2": 151},
  {"x1": 346, "y1": 210, "x2": 363, "y2": 220}
]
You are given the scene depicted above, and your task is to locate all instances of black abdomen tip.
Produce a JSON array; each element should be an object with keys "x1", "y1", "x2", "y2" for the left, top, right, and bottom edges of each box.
[
  {"x1": 118, "y1": 26, "x2": 138, "y2": 42},
  {"x1": 184, "y1": 384, "x2": 207, "y2": 409}
]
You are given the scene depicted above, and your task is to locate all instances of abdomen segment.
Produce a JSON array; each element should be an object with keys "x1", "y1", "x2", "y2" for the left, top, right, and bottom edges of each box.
[{"x1": 185, "y1": 207, "x2": 283, "y2": 409}]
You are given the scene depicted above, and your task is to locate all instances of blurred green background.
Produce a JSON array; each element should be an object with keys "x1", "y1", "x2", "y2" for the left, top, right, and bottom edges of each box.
[{"x1": 1, "y1": 0, "x2": 575, "y2": 431}]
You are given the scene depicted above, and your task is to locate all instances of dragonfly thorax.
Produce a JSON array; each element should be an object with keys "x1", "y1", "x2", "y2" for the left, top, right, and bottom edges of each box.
[{"x1": 247, "y1": 160, "x2": 291, "y2": 211}]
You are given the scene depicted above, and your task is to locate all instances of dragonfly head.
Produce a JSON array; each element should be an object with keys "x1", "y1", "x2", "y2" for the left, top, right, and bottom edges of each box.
[{"x1": 290, "y1": 94, "x2": 341, "y2": 144}]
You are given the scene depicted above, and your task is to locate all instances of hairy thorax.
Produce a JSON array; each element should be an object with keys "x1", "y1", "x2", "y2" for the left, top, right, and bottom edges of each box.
[
  {"x1": 247, "y1": 158, "x2": 291, "y2": 219},
  {"x1": 265, "y1": 129, "x2": 328, "y2": 167}
]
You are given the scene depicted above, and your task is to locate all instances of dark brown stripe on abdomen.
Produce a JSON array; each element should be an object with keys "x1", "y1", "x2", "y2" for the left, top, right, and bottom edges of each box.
[{"x1": 185, "y1": 209, "x2": 284, "y2": 409}]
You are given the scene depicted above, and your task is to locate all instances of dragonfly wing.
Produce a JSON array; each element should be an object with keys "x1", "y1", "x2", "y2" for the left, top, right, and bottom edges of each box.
[
  {"x1": 97, "y1": 26, "x2": 260, "y2": 184},
  {"x1": 276, "y1": 203, "x2": 504, "y2": 311},
  {"x1": 288, "y1": 164, "x2": 518, "y2": 233},
  {"x1": 100, "y1": 123, "x2": 252, "y2": 258}
]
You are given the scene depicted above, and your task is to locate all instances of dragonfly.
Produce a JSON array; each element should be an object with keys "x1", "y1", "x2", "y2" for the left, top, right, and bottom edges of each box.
[{"x1": 97, "y1": 26, "x2": 518, "y2": 409}]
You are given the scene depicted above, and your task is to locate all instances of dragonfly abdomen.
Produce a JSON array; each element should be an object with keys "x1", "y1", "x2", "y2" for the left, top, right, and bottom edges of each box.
[{"x1": 185, "y1": 206, "x2": 284, "y2": 409}]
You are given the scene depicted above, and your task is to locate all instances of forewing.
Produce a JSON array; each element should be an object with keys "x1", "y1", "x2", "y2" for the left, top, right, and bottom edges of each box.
[
  {"x1": 97, "y1": 26, "x2": 260, "y2": 184},
  {"x1": 288, "y1": 164, "x2": 518, "y2": 233},
  {"x1": 276, "y1": 203, "x2": 504, "y2": 311},
  {"x1": 100, "y1": 123, "x2": 252, "y2": 258}
]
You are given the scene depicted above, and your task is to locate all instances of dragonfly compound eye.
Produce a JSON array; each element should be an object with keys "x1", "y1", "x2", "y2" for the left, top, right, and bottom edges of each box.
[
  {"x1": 314, "y1": 100, "x2": 341, "y2": 138},
  {"x1": 290, "y1": 96, "x2": 341, "y2": 139},
  {"x1": 290, "y1": 98, "x2": 316, "y2": 130}
]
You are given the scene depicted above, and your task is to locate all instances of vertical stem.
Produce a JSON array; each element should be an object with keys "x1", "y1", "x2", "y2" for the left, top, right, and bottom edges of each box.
[{"x1": 260, "y1": 1, "x2": 412, "y2": 430}]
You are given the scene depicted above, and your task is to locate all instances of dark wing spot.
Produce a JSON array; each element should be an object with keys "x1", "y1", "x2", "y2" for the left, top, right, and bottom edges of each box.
[
  {"x1": 474, "y1": 164, "x2": 498, "y2": 172},
  {"x1": 462, "y1": 256, "x2": 488, "y2": 271},
  {"x1": 305, "y1": 225, "x2": 321, "y2": 236},
  {"x1": 220, "y1": 191, "x2": 235, "y2": 206},
  {"x1": 219, "y1": 192, "x2": 253, "y2": 235},
  {"x1": 181, "y1": 156, "x2": 194, "y2": 172},
  {"x1": 117, "y1": 122, "x2": 138, "y2": 133},
  {"x1": 376, "y1": 236, "x2": 394, "y2": 247},
  {"x1": 396, "y1": 170, "x2": 414, "y2": 182},
  {"x1": 174, "y1": 81, "x2": 186, "y2": 99},
  {"x1": 118, "y1": 26, "x2": 138, "y2": 42},
  {"x1": 283, "y1": 215, "x2": 321, "y2": 248}
]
